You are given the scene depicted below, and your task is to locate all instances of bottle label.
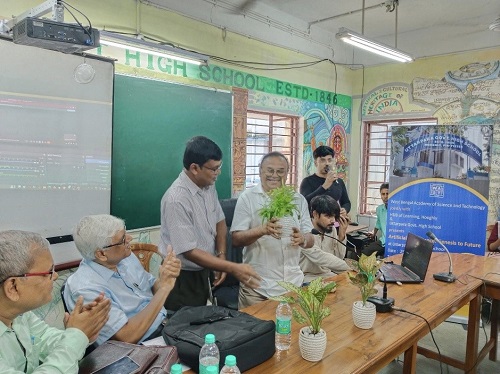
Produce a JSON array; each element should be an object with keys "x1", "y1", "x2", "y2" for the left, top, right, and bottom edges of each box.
[{"x1": 276, "y1": 318, "x2": 291, "y2": 334}]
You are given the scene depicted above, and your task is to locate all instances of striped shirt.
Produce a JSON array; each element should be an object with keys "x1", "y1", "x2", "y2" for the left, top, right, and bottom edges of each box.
[{"x1": 159, "y1": 171, "x2": 225, "y2": 271}]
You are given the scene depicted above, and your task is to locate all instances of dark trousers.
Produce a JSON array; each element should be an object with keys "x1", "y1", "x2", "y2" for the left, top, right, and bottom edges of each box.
[
  {"x1": 362, "y1": 239, "x2": 385, "y2": 257},
  {"x1": 164, "y1": 268, "x2": 210, "y2": 311}
]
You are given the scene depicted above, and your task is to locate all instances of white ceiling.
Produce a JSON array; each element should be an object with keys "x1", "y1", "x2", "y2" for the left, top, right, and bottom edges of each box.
[{"x1": 145, "y1": 0, "x2": 500, "y2": 67}]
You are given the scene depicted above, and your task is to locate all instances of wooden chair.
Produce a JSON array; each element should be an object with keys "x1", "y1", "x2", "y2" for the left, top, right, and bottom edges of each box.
[{"x1": 130, "y1": 243, "x2": 163, "y2": 276}]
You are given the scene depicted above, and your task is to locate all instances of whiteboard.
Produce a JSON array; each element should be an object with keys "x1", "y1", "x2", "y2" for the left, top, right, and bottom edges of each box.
[{"x1": 0, "y1": 38, "x2": 114, "y2": 238}]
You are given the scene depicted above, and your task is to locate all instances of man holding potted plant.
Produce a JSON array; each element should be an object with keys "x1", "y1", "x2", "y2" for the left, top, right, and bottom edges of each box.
[
  {"x1": 300, "y1": 195, "x2": 350, "y2": 282},
  {"x1": 231, "y1": 152, "x2": 315, "y2": 308}
]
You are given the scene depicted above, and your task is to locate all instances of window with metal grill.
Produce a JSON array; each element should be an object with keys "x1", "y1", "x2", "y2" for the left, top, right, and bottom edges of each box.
[
  {"x1": 246, "y1": 110, "x2": 299, "y2": 189},
  {"x1": 360, "y1": 118, "x2": 437, "y2": 215}
]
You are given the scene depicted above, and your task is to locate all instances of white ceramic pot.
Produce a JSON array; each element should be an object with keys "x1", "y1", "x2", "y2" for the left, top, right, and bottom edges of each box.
[
  {"x1": 352, "y1": 300, "x2": 376, "y2": 329},
  {"x1": 298, "y1": 326, "x2": 327, "y2": 362}
]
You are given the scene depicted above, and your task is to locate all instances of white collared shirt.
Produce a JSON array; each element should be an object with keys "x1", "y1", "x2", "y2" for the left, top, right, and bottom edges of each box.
[{"x1": 230, "y1": 184, "x2": 313, "y2": 298}]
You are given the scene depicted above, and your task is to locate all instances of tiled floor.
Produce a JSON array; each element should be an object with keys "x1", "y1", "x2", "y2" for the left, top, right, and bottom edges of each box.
[{"x1": 379, "y1": 316, "x2": 500, "y2": 373}]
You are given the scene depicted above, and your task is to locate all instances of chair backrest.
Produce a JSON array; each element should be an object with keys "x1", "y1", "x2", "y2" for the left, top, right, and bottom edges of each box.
[
  {"x1": 60, "y1": 281, "x2": 69, "y2": 313},
  {"x1": 219, "y1": 198, "x2": 243, "y2": 264},
  {"x1": 130, "y1": 243, "x2": 162, "y2": 274},
  {"x1": 214, "y1": 198, "x2": 242, "y2": 309}
]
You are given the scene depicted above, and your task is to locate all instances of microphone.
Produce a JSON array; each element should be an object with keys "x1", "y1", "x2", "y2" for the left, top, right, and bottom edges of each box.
[
  {"x1": 311, "y1": 228, "x2": 352, "y2": 248},
  {"x1": 426, "y1": 231, "x2": 456, "y2": 283},
  {"x1": 324, "y1": 165, "x2": 338, "y2": 183},
  {"x1": 311, "y1": 228, "x2": 358, "y2": 258},
  {"x1": 367, "y1": 273, "x2": 394, "y2": 313}
]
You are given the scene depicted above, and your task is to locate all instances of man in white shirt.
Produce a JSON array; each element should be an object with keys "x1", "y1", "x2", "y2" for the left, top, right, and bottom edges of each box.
[
  {"x1": 231, "y1": 152, "x2": 315, "y2": 308},
  {"x1": 300, "y1": 195, "x2": 350, "y2": 282}
]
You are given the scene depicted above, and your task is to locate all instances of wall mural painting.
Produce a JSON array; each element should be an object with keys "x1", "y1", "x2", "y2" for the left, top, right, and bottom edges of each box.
[
  {"x1": 248, "y1": 91, "x2": 351, "y2": 180},
  {"x1": 362, "y1": 60, "x2": 500, "y2": 222},
  {"x1": 303, "y1": 103, "x2": 350, "y2": 179}
]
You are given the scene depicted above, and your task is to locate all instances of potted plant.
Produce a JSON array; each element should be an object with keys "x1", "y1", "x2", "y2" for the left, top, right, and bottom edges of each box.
[
  {"x1": 259, "y1": 184, "x2": 299, "y2": 246},
  {"x1": 347, "y1": 252, "x2": 381, "y2": 329},
  {"x1": 275, "y1": 277, "x2": 337, "y2": 362}
]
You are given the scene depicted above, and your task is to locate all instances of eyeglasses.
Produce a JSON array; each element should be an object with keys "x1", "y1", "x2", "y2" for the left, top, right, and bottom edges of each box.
[
  {"x1": 0, "y1": 264, "x2": 56, "y2": 283},
  {"x1": 263, "y1": 168, "x2": 287, "y2": 177},
  {"x1": 103, "y1": 227, "x2": 127, "y2": 249},
  {"x1": 201, "y1": 162, "x2": 223, "y2": 173}
]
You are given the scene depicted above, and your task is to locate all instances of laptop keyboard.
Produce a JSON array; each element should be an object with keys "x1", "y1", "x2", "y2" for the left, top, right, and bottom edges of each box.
[{"x1": 381, "y1": 263, "x2": 418, "y2": 281}]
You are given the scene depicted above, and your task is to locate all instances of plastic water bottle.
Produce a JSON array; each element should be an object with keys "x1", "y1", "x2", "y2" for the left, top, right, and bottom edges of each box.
[
  {"x1": 275, "y1": 301, "x2": 292, "y2": 350},
  {"x1": 206, "y1": 366, "x2": 218, "y2": 374},
  {"x1": 170, "y1": 363, "x2": 182, "y2": 374},
  {"x1": 220, "y1": 355, "x2": 241, "y2": 374},
  {"x1": 199, "y1": 333, "x2": 220, "y2": 374}
]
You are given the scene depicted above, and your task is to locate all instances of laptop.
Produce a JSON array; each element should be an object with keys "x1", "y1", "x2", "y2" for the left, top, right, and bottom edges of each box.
[{"x1": 380, "y1": 233, "x2": 434, "y2": 283}]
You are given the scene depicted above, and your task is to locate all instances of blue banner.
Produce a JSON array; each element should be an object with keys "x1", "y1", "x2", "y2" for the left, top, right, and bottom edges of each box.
[{"x1": 386, "y1": 179, "x2": 488, "y2": 256}]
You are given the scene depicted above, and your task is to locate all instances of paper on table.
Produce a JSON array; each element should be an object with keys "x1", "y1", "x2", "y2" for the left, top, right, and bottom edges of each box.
[{"x1": 141, "y1": 336, "x2": 165, "y2": 346}]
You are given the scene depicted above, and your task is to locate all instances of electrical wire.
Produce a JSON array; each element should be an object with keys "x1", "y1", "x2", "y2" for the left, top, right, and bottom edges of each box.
[
  {"x1": 391, "y1": 306, "x2": 444, "y2": 374},
  {"x1": 59, "y1": 1, "x2": 93, "y2": 42}
]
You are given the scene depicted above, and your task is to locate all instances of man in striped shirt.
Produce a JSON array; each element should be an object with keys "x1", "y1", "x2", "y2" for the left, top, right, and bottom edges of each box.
[{"x1": 160, "y1": 136, "x2": 260, "y2": 311}]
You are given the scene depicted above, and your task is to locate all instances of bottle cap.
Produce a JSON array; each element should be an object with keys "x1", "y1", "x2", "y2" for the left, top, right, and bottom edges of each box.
[
  {"x1": 225, "y1": 355, "x2": 237, "y2": 366},
  {"x1": 205, "y1": 333, "x2": 215, "y2": 344},
  {"x1": 170, "y1": 363, "x2": 182, "y2": 374},
  {"x1": 206, "y1": 366, "x2": 218, "y2": 374}
]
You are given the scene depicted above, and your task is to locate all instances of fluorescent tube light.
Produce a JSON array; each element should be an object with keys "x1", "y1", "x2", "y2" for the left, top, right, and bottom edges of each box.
[
  {"x1": 336, "y1": 27, "x2": 413, "y2": 63},
  {"x1": 99, "y1": 31, "x2": 209, "y2": 66}
]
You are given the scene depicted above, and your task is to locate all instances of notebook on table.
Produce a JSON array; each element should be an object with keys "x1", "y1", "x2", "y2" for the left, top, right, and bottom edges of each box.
[{"x1": 380, "y1": 233, "x2": 434, "y2": 283}]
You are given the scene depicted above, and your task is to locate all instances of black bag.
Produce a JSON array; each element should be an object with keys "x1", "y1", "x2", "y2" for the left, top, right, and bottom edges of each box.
[{"x1": 162, "y1": 305, "x2": 275, "y2": 373}]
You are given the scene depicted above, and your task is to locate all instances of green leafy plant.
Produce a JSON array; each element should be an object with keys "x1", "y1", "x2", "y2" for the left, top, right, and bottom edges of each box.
[
  {"x1": 274, "y1": 277, "x2": 337, "y2": 335},
  {"x1": 347, "y1": 252, "x2": 381, "y2": 306},
  {"x1": 258, "y1": 184, "x2": 298, "y2": 222}
]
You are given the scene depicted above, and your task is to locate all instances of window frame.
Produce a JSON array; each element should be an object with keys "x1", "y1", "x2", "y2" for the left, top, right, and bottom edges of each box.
[
  {"x1": 245, "y1": 110, "x2": 300, "y2": 189},
  {"x1": 359, "y1": 118, "x2": 437, "y2": 215}
]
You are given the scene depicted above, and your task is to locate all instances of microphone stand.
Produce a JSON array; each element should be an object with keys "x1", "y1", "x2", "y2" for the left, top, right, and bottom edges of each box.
[
  {"x1": 426, "y1": 231, "x2": 456, "y2": 283},
  {"x1": 367, "y1": 273, "x2": 394, "y2": 313}
]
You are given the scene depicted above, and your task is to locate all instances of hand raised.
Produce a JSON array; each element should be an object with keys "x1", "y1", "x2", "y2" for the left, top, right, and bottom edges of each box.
[
  {"x1": 158, "y1": 246, "x2": 181, "y2": 288},
  {"x1": 323, "y1": 170, "x2": 337, "y2": 189},
  {"x1": 65, "y1": 295, "x2": 111, "y2": 342}
]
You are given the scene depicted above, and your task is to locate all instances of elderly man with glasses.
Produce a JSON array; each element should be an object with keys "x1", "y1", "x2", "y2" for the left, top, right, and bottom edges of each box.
[
  {"x1": 0, "y1": 230, "x2": 110, "y2": 373},
  {"x1": 64, "y1": 214, "x2": 181, "y2": 346},
  {"x1": 231, "y1": 151, "x2": 315, "y2": 308},
  {"x1": 160, "y1": 136, "x2": 260, "y2": 311}
]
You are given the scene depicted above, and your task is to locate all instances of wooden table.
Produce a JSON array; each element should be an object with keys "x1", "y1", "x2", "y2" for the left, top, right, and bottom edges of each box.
[
  {"x1": 236, "y1": 253, "x2": 485, "y2": 374},
  {"x1": 460, "y1": 253, "x2": 500, "y2": 364},
  {"x1": 346, "y1": 224, "x2": 368, "y2": 234}
]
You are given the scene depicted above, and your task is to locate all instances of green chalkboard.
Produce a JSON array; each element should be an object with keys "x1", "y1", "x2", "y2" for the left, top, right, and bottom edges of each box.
[{"x1": 111, "y1": 74, "x2": 232, "y2": 229}]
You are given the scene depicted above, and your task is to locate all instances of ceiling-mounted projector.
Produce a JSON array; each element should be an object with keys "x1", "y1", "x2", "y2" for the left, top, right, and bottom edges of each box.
[{"x1": 12, "y1": 17, "x2": 99, "y2": 53}]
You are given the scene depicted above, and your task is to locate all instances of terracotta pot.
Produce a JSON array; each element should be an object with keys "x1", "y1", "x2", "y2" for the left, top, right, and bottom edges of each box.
[
  {"x1": 352, "y1": 300, "x2": 376, "y2": 329},
  {"x1": 298, "y1": 326, "x2": 327, "y2": 362}
]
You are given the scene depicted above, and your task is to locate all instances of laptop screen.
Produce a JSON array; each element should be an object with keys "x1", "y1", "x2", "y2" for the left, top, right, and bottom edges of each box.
[{"x1": 401, "y1": 233, "x2": 434, "y2": 280}]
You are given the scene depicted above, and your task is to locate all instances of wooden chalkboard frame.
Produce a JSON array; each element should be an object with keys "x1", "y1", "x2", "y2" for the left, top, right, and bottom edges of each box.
[{"x1": 111, "y1": 74, "x2": 232, "y2": 229}]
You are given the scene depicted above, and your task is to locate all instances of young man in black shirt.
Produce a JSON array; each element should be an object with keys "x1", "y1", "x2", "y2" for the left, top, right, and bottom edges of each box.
[{"x1": 300, "y1": 145, "x2": 351, "y2": 216}]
